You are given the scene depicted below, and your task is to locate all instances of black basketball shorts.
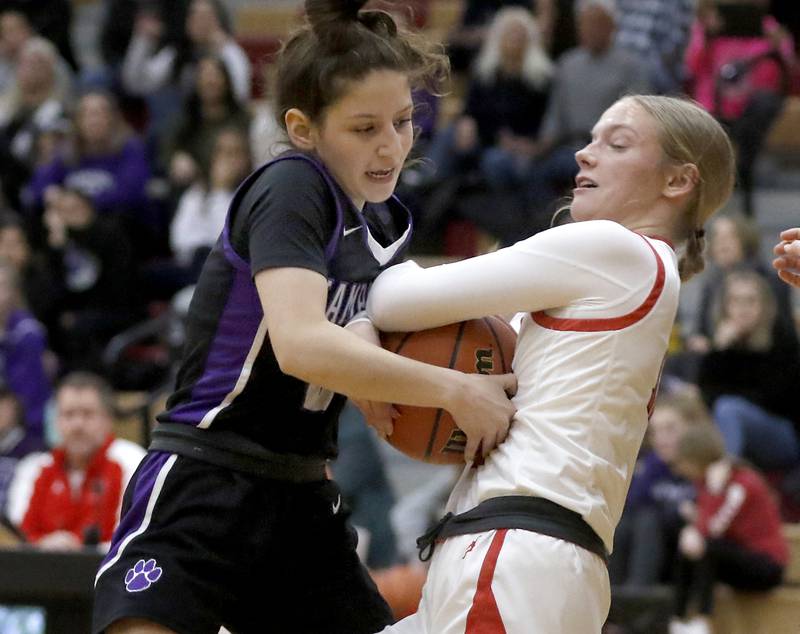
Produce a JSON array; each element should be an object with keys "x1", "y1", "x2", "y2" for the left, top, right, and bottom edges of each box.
[{"x1": 92, "y1": 451, "x2": 393, "y2": 634}]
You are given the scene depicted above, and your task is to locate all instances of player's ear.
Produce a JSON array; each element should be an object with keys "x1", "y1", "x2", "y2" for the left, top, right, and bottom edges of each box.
[
  {"x1": 663, "y1": 162, "x2": 699, "y2": 201},
  {"x1": 285, "y1": 108, "x2": 316, "y2": 151}
]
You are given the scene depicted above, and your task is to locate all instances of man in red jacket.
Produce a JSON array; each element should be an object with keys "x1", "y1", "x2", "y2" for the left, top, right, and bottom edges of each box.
[{"x1": 7, "y1": 372, "x2": 144, "y2": 549}]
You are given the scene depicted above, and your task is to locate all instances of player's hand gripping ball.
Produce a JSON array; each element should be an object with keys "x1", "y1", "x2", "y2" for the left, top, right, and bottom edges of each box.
[{"x1": 380, "y1": 316, "x2": 516, "y2": 464}]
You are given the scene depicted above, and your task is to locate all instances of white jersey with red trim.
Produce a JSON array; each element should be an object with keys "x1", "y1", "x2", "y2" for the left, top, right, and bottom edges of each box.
[{"x1": 368, "y1": 219, "x2": 680, "y2": 553}]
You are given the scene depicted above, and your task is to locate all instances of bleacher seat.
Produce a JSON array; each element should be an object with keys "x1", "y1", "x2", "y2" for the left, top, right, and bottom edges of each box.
[{"x1": 712, "y1": 524, "x2": 800, "y2": 633}]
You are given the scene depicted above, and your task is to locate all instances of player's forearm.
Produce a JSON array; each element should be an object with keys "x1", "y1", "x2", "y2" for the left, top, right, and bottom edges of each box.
[
  {"x1": 367, "y1": 255, "x2": 537, "y2": 332},
  {"x1": 276, "y1": 318, "x2": 467, "y2": 409}
]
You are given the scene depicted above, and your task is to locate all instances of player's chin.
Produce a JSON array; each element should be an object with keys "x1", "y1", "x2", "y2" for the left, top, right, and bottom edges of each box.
[{"x1": 363, "y1": 180, "x2": 400, "y2": 203}]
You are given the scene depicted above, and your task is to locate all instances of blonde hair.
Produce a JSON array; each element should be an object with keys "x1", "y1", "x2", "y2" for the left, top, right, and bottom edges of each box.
[
  {"x1": 712, "y1": 268, "x2": 777, "y2": 351},
  {"x1": 474, "y1": 7, "x2": 553, "y2": 90},
  {"x1": 654, "y1": 388, "x2": 713, "y2": 427},
  {"x1": 6, "y1": 36, "x2": 66, "y2": 114},
  {"x1": 626, "y1": 95, "x2": 736, "y2": 281}
]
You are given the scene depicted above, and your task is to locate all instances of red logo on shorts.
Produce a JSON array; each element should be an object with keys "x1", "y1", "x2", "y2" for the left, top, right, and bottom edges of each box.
[{"x1": 462, "y1": 540, "x2": 477, "y2": 559}]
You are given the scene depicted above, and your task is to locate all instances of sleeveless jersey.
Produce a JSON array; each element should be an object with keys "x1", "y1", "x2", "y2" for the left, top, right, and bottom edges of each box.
[
  {"x1": 157, "y1": 153, "x2": 412, "y2": 458},
  {"x1": 368, "y1": 220, "x2": 681, "y2": 553}
]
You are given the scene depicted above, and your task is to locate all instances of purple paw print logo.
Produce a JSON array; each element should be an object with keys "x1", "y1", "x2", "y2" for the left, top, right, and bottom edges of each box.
[{"x1": 125, "y1": 559, "x2": 163, "y2": 592}]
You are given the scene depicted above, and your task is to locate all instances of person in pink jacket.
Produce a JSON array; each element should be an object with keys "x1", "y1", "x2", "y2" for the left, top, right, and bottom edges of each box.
[{"x1": 685, "y1": 0, "x2": 796, "y2": 216}]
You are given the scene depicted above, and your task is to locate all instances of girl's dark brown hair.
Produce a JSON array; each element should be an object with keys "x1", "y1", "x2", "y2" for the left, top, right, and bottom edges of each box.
[{"x1": 275, "y1": 0, "x2": 448, "y2": 130}]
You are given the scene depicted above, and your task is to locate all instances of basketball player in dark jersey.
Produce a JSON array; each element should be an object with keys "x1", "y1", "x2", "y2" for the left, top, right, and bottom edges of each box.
[{"x1": 92, "y1": 2, "x2": 516, "y2": 633}]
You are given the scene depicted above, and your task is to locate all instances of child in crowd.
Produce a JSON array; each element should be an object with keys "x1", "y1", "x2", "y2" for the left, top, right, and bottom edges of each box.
[{"x1": 670, "y1": 424, "x2": 788, "y2": 634}]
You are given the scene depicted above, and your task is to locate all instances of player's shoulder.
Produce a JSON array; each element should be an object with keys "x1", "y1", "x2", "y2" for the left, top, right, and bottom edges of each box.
[
  {"x1": 540, "y1": 220, "x2": 659, "y2": 270},
  {"x1": 235, "y1": 154, "x2": 334, "y2": 224},
  {"x1": 547, "y1": 219, "x2": 648, "y2": 250},
  {"x1": 251, "y1": 154, "x2": 329, "y2": 193}
]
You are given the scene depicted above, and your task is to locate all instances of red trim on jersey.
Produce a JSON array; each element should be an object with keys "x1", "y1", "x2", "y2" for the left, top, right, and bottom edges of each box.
[
  {"x1": 641, "y1": 234, "x2": 675, "y2": 249},
  {"x1": 531, "y1": 236, "x2": 665, "y2": 332},
  {"x1": 465, "y1": 529, "x2": 508, "y2": 634}
]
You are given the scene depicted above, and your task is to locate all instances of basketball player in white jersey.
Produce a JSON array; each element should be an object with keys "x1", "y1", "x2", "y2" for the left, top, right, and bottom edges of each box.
[{"x1": 366, "y1": 95, "x2": 736, "y2": 633}]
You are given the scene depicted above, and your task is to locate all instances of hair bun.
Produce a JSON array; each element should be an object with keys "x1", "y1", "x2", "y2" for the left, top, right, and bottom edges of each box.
[{"x1": 306, "y1": 0, "x2": 368, "y2": 31}]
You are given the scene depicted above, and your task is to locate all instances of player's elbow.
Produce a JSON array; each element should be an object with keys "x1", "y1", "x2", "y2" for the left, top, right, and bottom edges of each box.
[
  {"x1": 269, "y1": 329, "x2": 311, "y2": 378},
  {"x1": 275, "y1": 347, "x2": 310, "y2": 380},
  {"x1": 270, "y1": 323, "x2": 335, "y2": 382}
]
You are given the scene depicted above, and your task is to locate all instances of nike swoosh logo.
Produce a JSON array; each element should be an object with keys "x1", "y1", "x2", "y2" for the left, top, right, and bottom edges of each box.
[
  {"x1": 332, "y1": 494, "x2": 342, "y2": 515},
  {"x1": 343, "y1": 225, "x2": 362, "y2": 237}
]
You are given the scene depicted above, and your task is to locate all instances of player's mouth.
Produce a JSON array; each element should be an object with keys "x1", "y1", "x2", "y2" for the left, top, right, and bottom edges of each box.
[
  {"x1": 574, "y1": 175, "x2": 598, "y2": 191},
  {"x1": 366, "y1": 168, "x2": 395, "y2": 183}
]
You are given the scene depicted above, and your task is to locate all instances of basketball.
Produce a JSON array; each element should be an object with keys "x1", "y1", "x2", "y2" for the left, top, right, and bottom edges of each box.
[{"x1": 380, "y1": 316, "x2": 517, "y2": 464}]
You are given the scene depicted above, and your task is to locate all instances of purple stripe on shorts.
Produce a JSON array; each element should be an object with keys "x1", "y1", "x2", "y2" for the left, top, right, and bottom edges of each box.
[{"x1": 101, "y1": 452, "x2": 173, "y2": 567}]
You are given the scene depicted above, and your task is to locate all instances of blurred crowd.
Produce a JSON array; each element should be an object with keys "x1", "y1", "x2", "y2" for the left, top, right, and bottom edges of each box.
[{"x1": 0, "y1": 0, "x2": 798, "y2": 632}]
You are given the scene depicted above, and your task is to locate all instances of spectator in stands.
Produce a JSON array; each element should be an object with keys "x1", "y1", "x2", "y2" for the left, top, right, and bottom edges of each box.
[
  {"x1": 0, "y1": 9, "x2": 73, "y2": 97},
  {"x1": 686, "y1": 0, "x2": 797, "y2": 216},
  {"x1": 99, "y1": 0, "x2": 188, "y2": 74},
  {"x1": 0, "y1": 258, "x2": 51, "y2": 443},
  {"x1": 159, "y1": 54, "x2": 252, "y2": 191},
  {"x1": 686, "y1": 213, "x2": 798, "y2": 357},
  {"x1": 24, "y1": 89, "x2": 151, "y2": 233},
  {"x1": 0, "y1": 0, "x2": 77, "y2": 71},
  {"x1": 697, "y1": 268, "x2": 800, "y2": 472},
  {"x1": 144, "y1": 126, "x2": 252, "y2": 301},
  {"x1": 670, "y1": 424, "x2": 787, "y2": 634},
  {"x1": 446, "y1": 0, "x2": 554, "y2": 72},
  {"x1": 614, "y1": 0, "x2": 695, "y2": 95},
  {"x1": 524, "y1": 0, "x2": 648, "y2": 227},
  {"x1": 121, "y1": 0, "x2": 250, "y2": 108},
  {"x1": 0, "y1": 213, "x2": 58, "y2": 333},
  {"x1": 0, "y1": 36, "x2": 71, "y2": 209},
  {"x1": 42, "y1": 185, "x2": 140, "y2": 373},
  {"x1": 773, "y1": 226, "x2": 800, "y2": 288},
  {"x1": 170, "y1": 126, "x2": 251, "y2": 270},
  {"x1": 610, "y1": 389, "x2": 706, "y2": 589},
  {"x1": 0, "y1": 9, "x2": 28, "y2": 93},
  {"x1": 0, "y1": 388, "x2": 45, "y2": 516},
  {"x1": 6, "y1": 372, "x2": 145, "y2": 550},
  {"x1": 427, "y1": 7, "x2": 551, "y2": 190}
]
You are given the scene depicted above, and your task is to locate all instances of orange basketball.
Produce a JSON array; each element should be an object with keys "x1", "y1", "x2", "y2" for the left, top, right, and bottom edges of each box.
[{"x1": 379, "y1": 316, "x2": 516, "y2": 464}]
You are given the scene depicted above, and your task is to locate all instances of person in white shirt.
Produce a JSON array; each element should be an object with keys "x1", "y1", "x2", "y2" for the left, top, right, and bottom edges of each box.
[
  {"x1": 169, "y1": 127, "x2": 252, "y2": 269},
  {"x1": 365, "y1": 95, "x2": 736, "y2": 634},
  {"x1": 121, "y1": 0, "x2": 251, "y2": 104}
]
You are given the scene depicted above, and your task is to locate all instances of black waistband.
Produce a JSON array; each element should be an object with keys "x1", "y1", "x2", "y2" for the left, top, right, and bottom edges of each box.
[
  {"x1": 150, "y1": 423, "x2": 328, "y2": 483},
  {"x1": 416, "y1": 495, "x2": 608, "y2": 564}
]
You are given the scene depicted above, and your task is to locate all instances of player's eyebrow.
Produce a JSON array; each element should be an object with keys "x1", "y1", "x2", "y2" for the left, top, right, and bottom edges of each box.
[
  {"x1": 590, "y1": 123, "x2": 639, "y2": 139},
  {"x1": 347, "y1": 104, "x2": 414, "y2": 119}
]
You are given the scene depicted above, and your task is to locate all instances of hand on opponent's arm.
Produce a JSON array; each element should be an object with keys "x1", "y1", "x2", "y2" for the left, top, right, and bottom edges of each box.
[{"x1": 343, "y1": 316, "x2": 399, "y2": 439}]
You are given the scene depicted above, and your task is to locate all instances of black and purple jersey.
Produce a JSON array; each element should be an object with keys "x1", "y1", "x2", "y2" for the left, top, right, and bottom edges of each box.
[{"x1": 156, "y1": 153, "x2": 412, "y2": 459}]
